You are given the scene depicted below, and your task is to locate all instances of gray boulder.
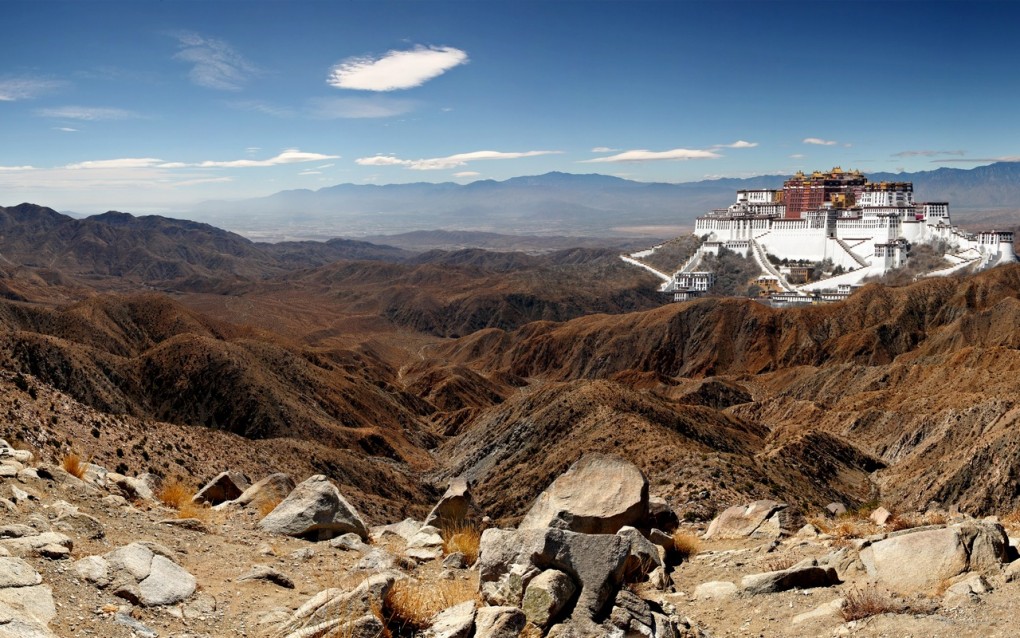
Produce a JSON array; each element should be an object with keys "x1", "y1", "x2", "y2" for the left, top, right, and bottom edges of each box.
[
  {"x1": 478, "y1": 527, "x2": 636, "y2": 621},
  {"x1": 105, "y1": 473, "x2": 155, "y2": 502},
  {"x1": 423, "y1": 600, "x2": 475, "y2": 638},
  {"x1": 704, "y1": 500, "x2": 788, "y2": 540},
  {"x1": 474, "y1": 606, "x2": 526, "y2": 638},
  {"x1": 81, "y1": 543, "x2": 196, "y2": 607},
  {"x1": 693, "y1": 580, "x2": 738, "y2": 599},
  {"x1": 423, "y1": 477, "x2": 475, "y2": 529},
  {"x1": 273, "y1": 572, "x2": 397, "y2": 638},
  {"x1": 258, "y1": 475, "x2": 368, "y2": 541},
  {"x1": 859, "y1": 521, "x2": 1008, "y2": 594},
  {"x1": 740, "y1": 559, "x2": 840, "y2": 595},
  {"x1": 221, "y1": 472, "x2": 295, "y2": 510},
  {"x1": 192, "y1": 470, "x2": 250, "y2": 505},
  {"x1": 520, "y1": 454, "x2": 648, "y2": 535},
  {"x1": 522, "y1": 569, "x2": 576, "y2": 628}
]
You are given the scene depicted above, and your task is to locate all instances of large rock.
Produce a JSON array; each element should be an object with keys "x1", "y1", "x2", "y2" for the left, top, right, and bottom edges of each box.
[
  {"x1": 740, "y1": 560, "x2": 840, "y2": 595},
  {"x1": 193, "y1": 471, "x2": 250, "y2": 505},
  {"x1": 522, "y1": 569, "x2": 576, "y2": 628},
  {"x1": 704, "y1": 500, "x2": 787, "y2": 540},
  {"x1": 273, "y1": 572, "x2": 397, "y2": 638},
  {"x1": 105, "y1": 473, "x2": 155, "y2": 502},
  {"x1": 520, "y1": 454, "x2": 648, "y2": 535},
  {"x1": 80, "y1": 543, "x2": 196, "y2": 607},
  {"x1": 474, "y1": 606, "x2": 526, "y2": 638},
  {"x1": 859, "y1": 521, "x2": 1008, "y2": 593},
  {"x1": 258, "y1": 475, "x2": 368, "y2": 541},
  {"x1": 423, "y1": 600, "x2": 475, "y2": 638},
  {"x1": 478, "y1": 527, "x2": 637, "y2": 621},
  {"x1": 0, "y1": 557, "x2": 42, "y2": 588},
  {"x1": 220, "y1": 472, "x2": 296, "y2": 510},
  {"x1": 423, "y1": 477, "x2": 475, "y2": 529}
]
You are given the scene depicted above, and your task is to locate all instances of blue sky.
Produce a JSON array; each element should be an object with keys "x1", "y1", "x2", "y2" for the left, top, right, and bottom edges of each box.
[{"x1": 2, "y1": 0, "x2": 1019, "y2": 214}]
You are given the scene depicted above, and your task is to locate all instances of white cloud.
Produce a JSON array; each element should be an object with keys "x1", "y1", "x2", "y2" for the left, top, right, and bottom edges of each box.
[
  {"x1": 54, "y1": 127, "x2": 78, "y2": 132},
  {"x1": 173, "y1": 32, "x2": 259, "y2": 91},
  {"x1": 0, "y1": 165, "x2": 35, "y2": 171},
  {"x1": 453, "y1": 171, "x2": 480, "y2": 178},
  {"x1": 299, "y1": 170, "x2": 321, "y2": 175},
  {"x1": 245, "y1": 147, "x2": 261, "y2": 154},
  {"x1": 317, "y1": 163, "x2": 335, "y2": 169},
  {"x1": 194, "y1": 149, "x2": 339, "y2": 168},
  {"x1": 580, "y1": 148, "x2": 721, "y2": 163},
  {"x1": 172, "y1": 176, "x2": 233, "y2": 188},
  {"x1": 789, "y1": 153, "x2": 805, "y2": 159},
  {"x1": 591, "y1": 147, "x2": 619, "y2": 153},
  {"x1": 0, "y1": 77, "x2": 64, "y2": 101},
  {"x1": 803, "y1": 137, "x2": 837, "y2": 146},
  {"x1": 328, "y1": 45, "x2": 468, "y2": 91},
  {"x1": 66, "y1": 158, "x2": 164, "y2": 170},
  {"x1": 307, "y1": 96, "x2": 416, "y2": 119},
  {"x1": 35, "y1": 106, "x2": 139, "y2": 121},
  {"x1": 714, "y1": 140, "x2": 758, "y2": 149},
  {"x1": 356, "y1": 150, "x2": 559, "y2": 171}
]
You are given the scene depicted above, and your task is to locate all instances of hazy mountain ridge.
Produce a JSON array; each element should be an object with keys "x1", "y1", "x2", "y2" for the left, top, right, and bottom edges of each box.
[
  {"x1": 0, "y1": 204, "x2": 411, "y2": 290},
  {"x1": 190, "y1": 162, "x2": 1020, "y2": 238}
]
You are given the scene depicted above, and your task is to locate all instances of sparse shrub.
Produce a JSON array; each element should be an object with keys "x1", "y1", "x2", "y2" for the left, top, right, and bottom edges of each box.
[
  {"x1": 840, "y1": 586, "x2": 903, "y2": 621},
  {"x1": 61, "y1": 452, "x2": 88, "y2": 479},
  {"x1": 384, "y1": 578, "x2": 476, "y2": 634},
  {"x1": 440, "y1": 523, "x2": 482, "y2": 565},
  {"x1": 670, "y1": 531, "x2": 701, "y2": 562}
]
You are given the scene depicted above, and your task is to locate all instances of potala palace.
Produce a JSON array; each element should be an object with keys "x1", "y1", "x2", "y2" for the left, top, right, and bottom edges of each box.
[{"x1": 624, "y1": 167, "x2": 1017, "y2": 304}]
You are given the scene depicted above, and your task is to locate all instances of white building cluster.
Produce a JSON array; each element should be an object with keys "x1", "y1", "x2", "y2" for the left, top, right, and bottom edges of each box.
[{"x1": 657, "y1": 168, "x2": 1016, "y2": 302}]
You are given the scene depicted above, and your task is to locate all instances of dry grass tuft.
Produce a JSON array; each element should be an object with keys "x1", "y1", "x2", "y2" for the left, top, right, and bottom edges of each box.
[
  {"x1": 671, "y1": 531, "x2": 701, "y2": 562},
  {"x1": 157, "y1": 477, "x2": 195, "y2": 509},
  {"x1": 840, "y1": 586, "x2": 903, "y2": 621},
  {"x1": 156, "y1": 478, "x2": 213, "y2": 521},
  {"x1": 441, "y1": 524, "x2": 482, "y2": 566},
  {"x1": 61, "y1": 452, "x2": 88, "y2": 479},
  {"x1": 384, "y1": 578, "x2": 476, "y2": 634}
]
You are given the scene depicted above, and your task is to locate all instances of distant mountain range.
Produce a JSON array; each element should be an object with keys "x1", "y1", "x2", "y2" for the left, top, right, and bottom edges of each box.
[{"x1": 189, "y1": 162, "x2": 1020, "y2": 239}]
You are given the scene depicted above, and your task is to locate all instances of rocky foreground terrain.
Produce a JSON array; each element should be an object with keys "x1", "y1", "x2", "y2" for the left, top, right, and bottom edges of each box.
[{"x1": 3, "y1": 446, "x2": 1020, "y2": 638}]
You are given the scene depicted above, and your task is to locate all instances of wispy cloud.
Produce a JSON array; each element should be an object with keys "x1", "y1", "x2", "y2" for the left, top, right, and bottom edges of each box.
[
  {"x1": 0, "y1": 77, "x2": 65, "y2": 101},
  {"x1": 580, "y1": 148, "x2": 721, "y2": 163},
  {"x1": 0, "y1": 165, "x2": 35, "y2": 172},
  {"x1": 66, "y1": 158, "x2": 163, "y2": 170},
  {"x1": 356, "y1": 150, "x2": 558, "y2": 171},
  {"x1": 803, "y1": 137, "x2": 837, "y2": 146},
  {"x1": 299, "y1": 170, "x2": 321, "y2": 176},
  {"x1": 789, "y1": 153, "x2": 805, "y2": 159},
  {"x1": 35, "y1": 106, "x2": 140, "y2": 121},
  {"x1": 172, "y1": 176, "x2": 233, "y2": 188},
  {"x1": 713, "y1": 140, "x2": 758, "y2": 149},
  {"x1": 173, "y1": 31, "x2": 259, "y2": 91},
  {"x1": 189, "y1": 149, "x2": 339, "y2": 168},
  {"x1": 892, "y1": 149, "x2": 966, "y2": 158},
  {"x1": 61, "y1": 150, "x2": 337, "y2": 171},
  {"x1": 591, "y1": 146, "x2": 618, "y2": 153},
  {"x1": 328, "y1": 45, "x2": 468, "y2": 91},
  {"x1": 53, "y1": 127, "x2": 78, "y2": 133},
  {"x1": 454, "y1": 171, "x2": 480, "y2": 178},
  {"x1": 307, "y1": 96, "x2": 416, "y2": 119}
]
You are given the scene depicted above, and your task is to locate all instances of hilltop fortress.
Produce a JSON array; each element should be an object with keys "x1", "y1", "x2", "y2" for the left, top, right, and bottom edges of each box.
[{"x1": 626, "y1": 167, "x2": 1016, "y2": 303}]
